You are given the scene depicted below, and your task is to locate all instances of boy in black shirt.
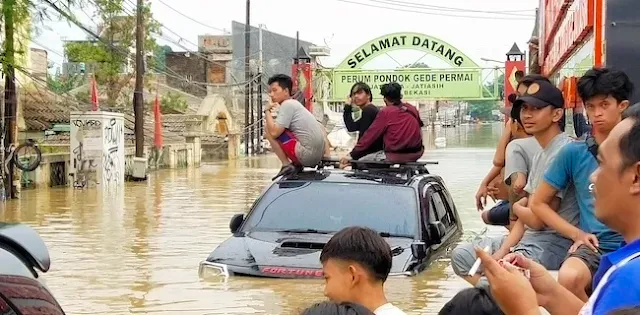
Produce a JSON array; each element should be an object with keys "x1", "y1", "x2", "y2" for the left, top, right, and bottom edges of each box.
[{"x1": 343, "y1": 82, "x2": 385, "y2": 160}]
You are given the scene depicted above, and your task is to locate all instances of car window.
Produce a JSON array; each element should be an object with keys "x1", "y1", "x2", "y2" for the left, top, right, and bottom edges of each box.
[
  {"x1": 243, "y1": 182, "x2": 418, "y2": 236},
  {"x1": 430, "y1": 193, "x2": 454, "y2": 228},
  {"x1": 0, "y1": 274, "x2": 65, "y2": 315}
]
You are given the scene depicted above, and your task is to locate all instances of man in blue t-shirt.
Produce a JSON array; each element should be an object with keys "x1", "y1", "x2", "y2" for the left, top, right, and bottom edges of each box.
[{"x1": 530, "y1": 67, "x2": 633, "y2": 301}]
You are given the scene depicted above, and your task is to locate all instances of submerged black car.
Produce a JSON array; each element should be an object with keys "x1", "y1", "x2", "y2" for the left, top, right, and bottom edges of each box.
[
  {"x1": 0, "y1": 222, "x2": 65, "y2": 314},
  {"x1": 200, "y1": 160, "x2": 463, "y2": 279}
]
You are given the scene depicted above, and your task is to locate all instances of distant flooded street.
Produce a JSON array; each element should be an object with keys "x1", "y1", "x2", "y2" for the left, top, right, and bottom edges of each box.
[{"x1": 1, "y1": 123, "x2": 507, "y2": 315}]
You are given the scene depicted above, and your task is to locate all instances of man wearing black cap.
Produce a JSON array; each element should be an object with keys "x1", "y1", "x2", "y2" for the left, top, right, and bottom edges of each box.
[{"x1": 451, "y1": 77, "x2": 579, "y2": 286}]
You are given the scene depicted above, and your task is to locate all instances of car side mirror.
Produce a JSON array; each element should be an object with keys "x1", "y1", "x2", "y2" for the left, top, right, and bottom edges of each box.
[
  {"x1": 229, "y1": 214, "x2": 244, "y2": 233},
  {"x1": 429, "y1": 221, "x2": 446, "y2": 244},
  {"x1": 411, "y1": 242, "x2": 427, "y2": 260}
]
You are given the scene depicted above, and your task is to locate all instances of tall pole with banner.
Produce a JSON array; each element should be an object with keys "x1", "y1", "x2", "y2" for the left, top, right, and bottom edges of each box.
[
  {"x1": 291, "y1": 45, "x2": 313, "y2": 112},
  {"x1": 504, "y1": 43, "x2": 526, "y2": 121}
]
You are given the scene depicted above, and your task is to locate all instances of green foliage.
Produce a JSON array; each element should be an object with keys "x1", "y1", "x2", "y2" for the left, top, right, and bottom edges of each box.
[
  {"x1": 46, "y1": 73, "x2": 84, "y2": 93},
  {"x1": 63, "y1": 0, "x2": 161, "y2": 106},
  {"x1": 469, "y1": 73, "x2": 505, "y2": 120},
  {"x1": 150, "y1": 45, "x2": 172, "y2": 73},
  {"x1": 160, "y1": 91, "x2": 188, "y2": 114}
]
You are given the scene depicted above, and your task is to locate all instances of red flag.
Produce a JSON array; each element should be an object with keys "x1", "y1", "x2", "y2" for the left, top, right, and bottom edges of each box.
[
  {"x1": 153, "y1": 94, "x2": 163, "y2": 149},
  {"x1": 90, "y1": 75, "x2": 99, "y2": 111}
]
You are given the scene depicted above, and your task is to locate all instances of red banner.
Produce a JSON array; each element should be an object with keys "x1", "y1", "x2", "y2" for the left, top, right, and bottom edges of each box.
[
  {"x1": 90, "y1": 76, "x2": 99, "y2": 111},
  {"x1": 153, "y1": 95, "x2": 163, "y2": 149},
  {"x1": 504, "y1": 60, "x2": 526, "y2": 108},
  {"x1": 291, "y1": 62, "x2": 313, "y2": 112}
]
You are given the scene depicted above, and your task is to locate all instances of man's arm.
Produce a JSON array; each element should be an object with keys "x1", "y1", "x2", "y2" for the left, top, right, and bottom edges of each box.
[
  {"x1": 492, "y1": 219, "x2": 526, "y2": 259},
  {"x1": 480, "y1": 120, "x2": 513, "y2": 188},
  {"x1": 267, "y1": 101, "x2": 294, "y2": 138},
  {"x1": 342, "y1": 105, "x2": 359, "y2": 132},
  {"x1": 349, "y1": 111, "x2": 387, "y2": 160},
  {"x1": 531, "y1": 145, "x2": 583, "y2": 240},
  {"x1": 542, "y1": 282, "x2": 585, "y2": 315}
]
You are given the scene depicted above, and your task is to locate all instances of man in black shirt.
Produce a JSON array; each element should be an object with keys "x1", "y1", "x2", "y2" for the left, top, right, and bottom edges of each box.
[{"x1": 343, "y1": 82, "x2": 385, "y2": 160}]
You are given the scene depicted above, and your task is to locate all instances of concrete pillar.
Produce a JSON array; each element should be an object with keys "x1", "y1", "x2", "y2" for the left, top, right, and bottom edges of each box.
[
  {"x1": 70, "y1": 111, "x2": 125, "y2": 188},
  {"x1": 185, "y1": 136, "x2": 202, "y2": 166},
  {"x1": 227, "y1": 134, "x2": 239, "y2": 160}
]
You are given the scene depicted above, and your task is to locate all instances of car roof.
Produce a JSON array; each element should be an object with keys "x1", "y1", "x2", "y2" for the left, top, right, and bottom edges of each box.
[{"x1": 277, "y1": 159, "x2": 442, "y2": 186}]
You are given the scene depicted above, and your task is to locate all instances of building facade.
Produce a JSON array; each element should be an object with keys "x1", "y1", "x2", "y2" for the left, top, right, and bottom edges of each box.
[{"x1": 537, "y1": 0, "x2": 640, "y2": 105}]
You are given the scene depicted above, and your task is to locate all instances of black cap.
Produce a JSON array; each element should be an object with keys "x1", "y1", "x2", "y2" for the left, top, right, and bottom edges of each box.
[{"x1": 513, "y1": 79, "x2": 564, "y2": 110}]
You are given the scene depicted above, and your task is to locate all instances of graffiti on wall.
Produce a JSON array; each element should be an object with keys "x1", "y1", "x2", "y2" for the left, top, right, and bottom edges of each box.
[
  {"x1": 103, "y1": 118, "x2": 123, "y2": 184},
  {"x1": 72, "y1": 119, "x2": 101, "y2": 188}
]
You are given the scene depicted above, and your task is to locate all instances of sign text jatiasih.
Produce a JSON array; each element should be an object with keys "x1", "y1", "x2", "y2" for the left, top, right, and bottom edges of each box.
[{"x1": 333, "y1": 69, "x2": 482, "y2": 100}]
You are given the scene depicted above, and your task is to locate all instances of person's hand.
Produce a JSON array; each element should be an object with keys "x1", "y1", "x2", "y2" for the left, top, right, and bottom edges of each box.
[
  {"x1": 339, "y1": 155, "x2": 351, "y2": 169},
  {"x1": 513, "y1": 173, "x2": 526, "y2": 194},
  {"x1": 570, "y1": 231, "x2": 599, "y2": 253},
  {"x1": 486, "y1": 185, "x2": 499, "y2": 203},
  {"x1": 265, "y1": 99, "x2": 277, "y2": 112},
  {"x1": 345, "y1": 95, "x2": 353, "y2": 105},
  {"x1": 475, "y1": 185, "x2": 489, "y2": 211},
  {"x1": 475, "y1": 248, "x2": 541, "y2": 315},
  {"x1": 501, "y1": 253, "x2": 560, "y2": 308}
]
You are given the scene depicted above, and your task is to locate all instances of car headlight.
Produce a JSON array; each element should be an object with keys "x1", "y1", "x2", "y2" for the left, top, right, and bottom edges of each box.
[{"x1": 198, "y1": 261, "x2": 230, "y2": 278}]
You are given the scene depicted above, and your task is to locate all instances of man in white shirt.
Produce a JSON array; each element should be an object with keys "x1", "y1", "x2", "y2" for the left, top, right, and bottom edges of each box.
[{"x1": 320, "y1": 226, "x2": 407, "y2": 315}]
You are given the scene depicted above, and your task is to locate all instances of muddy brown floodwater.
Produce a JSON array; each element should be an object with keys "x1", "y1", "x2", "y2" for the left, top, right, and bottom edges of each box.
[{"x1": 0, "y1": 123, "x2": 509, "y2": 315}]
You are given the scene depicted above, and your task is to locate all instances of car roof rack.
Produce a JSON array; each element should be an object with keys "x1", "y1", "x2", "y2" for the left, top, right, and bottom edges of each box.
[{"x1": 319, "y1": 158, "x2": 438, "y2": 180}]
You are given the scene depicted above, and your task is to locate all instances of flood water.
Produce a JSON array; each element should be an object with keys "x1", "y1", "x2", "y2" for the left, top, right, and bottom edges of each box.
[{"x1": 1, "y1": 123, "x2": 507, "y2": 315}]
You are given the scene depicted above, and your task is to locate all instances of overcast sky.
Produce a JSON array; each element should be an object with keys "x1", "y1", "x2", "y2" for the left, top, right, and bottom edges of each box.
[{"x1": 33, "y1": 0, "x2": 539, "y2": 72}]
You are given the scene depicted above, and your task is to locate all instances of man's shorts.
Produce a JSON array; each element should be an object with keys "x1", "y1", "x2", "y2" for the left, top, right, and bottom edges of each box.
[
  {"x1": 276, "y1": 129, "x2": 301, "y2": 165},
  {"x1": 451, "y1": 234, "x2": 571, "y2": 281},
  {"x1": 485, "y1": 200, "x2": 511, "y2": 226},
  {"x1": 564, "y1": 244, "x2": 602, "y2": 277}
]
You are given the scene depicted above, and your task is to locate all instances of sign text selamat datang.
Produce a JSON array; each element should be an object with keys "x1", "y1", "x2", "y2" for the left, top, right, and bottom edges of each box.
[
  {"x1": 333, "y1": 70, "x2": 481, "y2": 100},
  {"x1": 544, "y1": 0, "x2": 594, "y2": 75},
  {"x1": 346, "y1": 35, "x2": 466, "y2": 69}
]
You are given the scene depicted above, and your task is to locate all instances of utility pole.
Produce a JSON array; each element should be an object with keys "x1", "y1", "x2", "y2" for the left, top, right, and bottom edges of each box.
[
  {"x1": 257, "y1": 24, "x2": 264, "y2": 154},
  {"x1": 244, "y1": 0, "x2": 250, "y2": 156},
  {"x1": 2, "y1": 0, "x2": 17, "y2": 199},
  {"x1": 133, "y1": 0, "x2": 145, "y2": 159}
]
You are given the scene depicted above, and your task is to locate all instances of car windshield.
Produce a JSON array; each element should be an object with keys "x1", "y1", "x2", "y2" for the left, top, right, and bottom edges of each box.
[{"x1": 243, "y1": 181, "x2": 418, "y2": 237}]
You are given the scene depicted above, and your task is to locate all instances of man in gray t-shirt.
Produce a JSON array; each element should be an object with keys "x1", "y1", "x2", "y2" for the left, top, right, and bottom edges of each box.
[
  {"x1": 451, "y1": 77, "x2": 580, "y2": 286},
  {"x1": 264, "y1": 74, "x2": 326, "y2": 179}
]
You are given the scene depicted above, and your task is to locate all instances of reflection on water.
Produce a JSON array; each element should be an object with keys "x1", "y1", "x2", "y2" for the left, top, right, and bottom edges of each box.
[{"x1": 0, "y1": 124, "x2": 506, "y2": 315}]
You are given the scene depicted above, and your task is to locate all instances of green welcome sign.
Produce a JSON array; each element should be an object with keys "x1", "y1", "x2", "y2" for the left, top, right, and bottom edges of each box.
[
  {"x1": 332, "y1": 32, "x2": 486, "y2": 101},
  {"x1": 336, "y1": 32, "x2": 480, "y2": 70},
  {"x1": 333, "y1": 69, "x2": 482, "y2": 100}
]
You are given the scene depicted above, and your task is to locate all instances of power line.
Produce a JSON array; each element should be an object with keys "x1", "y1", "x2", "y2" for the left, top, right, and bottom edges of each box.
[
  {"x1": 336, "y1": 0, "x2": 534, "y2": 20},
  {"x1": 376, "y1": 0, "x2": 536, "y2": 16},
  {"x1": 155, "y1": 0, "x2": 229, "y2": 34}
]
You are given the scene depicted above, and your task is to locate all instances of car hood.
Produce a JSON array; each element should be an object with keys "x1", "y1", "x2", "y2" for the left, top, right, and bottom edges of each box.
[{"x1": 205, "y1": 231, "x2": 415, "y2": 278}]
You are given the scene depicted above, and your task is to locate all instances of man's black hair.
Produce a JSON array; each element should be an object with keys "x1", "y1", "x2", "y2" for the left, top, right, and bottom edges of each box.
[
  {"x1": 380, "y1": 83, "x2": 403, "y2": 105},
  {"x1": 320, "y1": 226, "x2": 392, "y2": 282},
  {"x1": 267, "y1": 74, "x2": 293, "y2": 96},
  {"x1": 350, "y1": 82, "x2": 373, "y2": 102},
  {"x1": 515, "y1": 70, "x2": 524, "y2": 81},
  {"x1": 577, "y1": 67, "x2": 634, "y2": 103},
  {"x1": 301, "y1": 302, "x2": 375, "y2": 315},
  {"x1": 619, "y1": 102, "x2": 640, "y2": 170},
  {"x1": 438, "y1": 288, "x2": 504, "y2": 315}
]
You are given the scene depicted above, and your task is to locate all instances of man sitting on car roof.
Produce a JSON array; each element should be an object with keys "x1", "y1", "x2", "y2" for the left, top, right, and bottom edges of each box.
[
  {"x1": 264, "y1": 74, "x2": 330, "y2": 179},
  {"x1": 339, "y1": 82, "x2": 424, "y2": 167}
]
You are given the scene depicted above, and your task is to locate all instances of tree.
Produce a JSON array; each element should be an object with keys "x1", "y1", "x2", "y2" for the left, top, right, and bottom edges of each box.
[
  {"x1": 63, "y1": 0, "x2": 160, "y2": 107},
  {"x1": 46, "y1": 73, "x2": 84, "y2": 93},
  {"x1": 160, "y1": 91, "x2": 188, "y2": 114},
  {"x1": 468, "y1": 73, "x2": 505, "y2": 120}
]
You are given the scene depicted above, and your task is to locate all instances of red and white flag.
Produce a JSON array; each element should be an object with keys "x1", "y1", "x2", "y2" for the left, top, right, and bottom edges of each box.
[{"x1": 153, "y1": 94, "x2": 163, "y2": 149}]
